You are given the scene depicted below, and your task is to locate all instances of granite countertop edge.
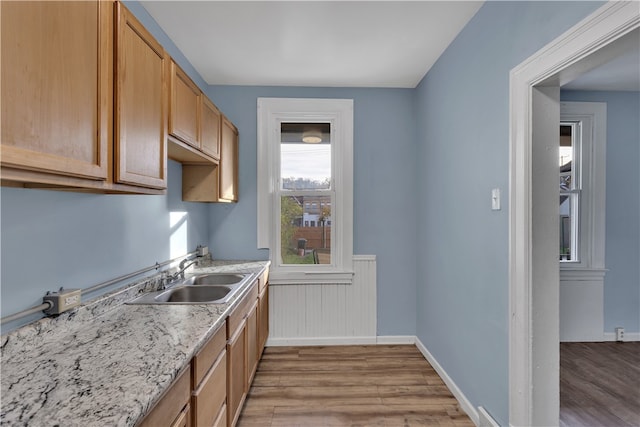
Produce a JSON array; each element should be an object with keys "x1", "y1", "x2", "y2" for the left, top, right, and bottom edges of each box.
[{"x1": 0, "y1": 259, "x2": 270, "y2": 427}]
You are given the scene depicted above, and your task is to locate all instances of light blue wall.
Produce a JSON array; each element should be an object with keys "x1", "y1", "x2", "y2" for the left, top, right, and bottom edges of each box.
[
  {"x1": 561, "y1": 90, "x2": 640, "y2": 334},
  {"x1": 413, "y1": 1, "x2": 604, "y2": 424},
  {"x1": 206, "y1": 85, "x2": 418, "y2": 336},
  {"x1": 0, "y1": 161, "x2": 209, "y2": 332}
]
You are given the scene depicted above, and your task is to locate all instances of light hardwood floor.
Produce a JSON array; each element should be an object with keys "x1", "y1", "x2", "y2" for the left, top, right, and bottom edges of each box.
[
  {"x1": 237, "y1": 345, "x2": 473, "y2": 427},
  {"x1": 560, "y1": 342, "x2": 640, "y2": 427}
]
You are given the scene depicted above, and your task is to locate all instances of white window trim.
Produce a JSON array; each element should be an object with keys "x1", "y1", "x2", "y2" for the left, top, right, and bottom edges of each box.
[
  {"x1": 257, "y1": 98, "x2": 354, "y2": 284},
  {"x1": 560, "y1": 101, "x2": 607, "y2": 277}
]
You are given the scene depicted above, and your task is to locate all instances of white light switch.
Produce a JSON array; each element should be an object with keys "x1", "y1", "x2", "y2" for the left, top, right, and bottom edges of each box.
[{"x1": 491, "y1": 188, "x2": 501, "y2": 211}]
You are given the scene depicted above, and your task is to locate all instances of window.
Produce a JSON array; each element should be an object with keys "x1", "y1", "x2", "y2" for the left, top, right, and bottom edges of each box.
[
  {"x1": 559, "y1": 122, "x2": 580, "y2": 261},
  {"x1": 559, "y1": 102, "x2": 606, "y2": 271},
  {"x1": 257, "y1": 98, "x2": 354, "y2": 284}
]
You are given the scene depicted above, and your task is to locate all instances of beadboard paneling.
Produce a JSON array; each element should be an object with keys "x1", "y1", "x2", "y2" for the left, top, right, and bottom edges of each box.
[{"x1": 267, "y1": 256, "x2": 376, "y2": 345}]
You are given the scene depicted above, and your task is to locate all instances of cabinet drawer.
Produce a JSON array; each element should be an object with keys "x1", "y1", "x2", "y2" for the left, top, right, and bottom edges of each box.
[
  {"x1": 171, "y1": 404, "x2": 191, "y2": 427},
  {"x1": 192, "y1": 351, "x2": 226, "y2": 427},
  {"x1": 192, "y1": 322, "x2": 226, "y2": 388},
  {"x1": 227, "y1": 280, "x2": 258, "y2": 337},
  {"x1": 138, "y1": 364, "x2": 191, "y2": 427}
]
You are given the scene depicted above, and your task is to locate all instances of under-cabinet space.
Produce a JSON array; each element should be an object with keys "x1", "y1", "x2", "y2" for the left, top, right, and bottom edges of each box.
[{"x1": 179, "y1": 113, "x2": 236, "y2": 203}]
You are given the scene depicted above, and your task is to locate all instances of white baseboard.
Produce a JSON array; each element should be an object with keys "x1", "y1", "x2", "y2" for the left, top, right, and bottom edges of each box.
[
  {"x1": 414, "y1": 337, "x2": 480, "y2": 426},
  {"x1": 266, "y1": 336, "x2": 377, "y2": 346},
  {"x1": 603, "y1": 332, "x2": 640, "y2": 342},
  {"x1": 376, "y1": 335, "x2": 416, "y2": 344}
]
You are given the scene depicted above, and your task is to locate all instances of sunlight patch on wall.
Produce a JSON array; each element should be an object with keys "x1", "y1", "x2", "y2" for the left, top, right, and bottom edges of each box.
[{"x1": 170, "y1": 212, "x2": 188, "y2": 259}]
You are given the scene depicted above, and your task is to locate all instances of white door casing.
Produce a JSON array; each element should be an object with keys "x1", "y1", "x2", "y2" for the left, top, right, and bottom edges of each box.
[{"x1": 508, "y1": 2, "x2": 640, "y2": 426}]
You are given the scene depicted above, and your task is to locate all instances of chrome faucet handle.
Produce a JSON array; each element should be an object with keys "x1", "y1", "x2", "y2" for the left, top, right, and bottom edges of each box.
[{"x1": 159, "y1": 271, "x2": 171, "y2": 290}]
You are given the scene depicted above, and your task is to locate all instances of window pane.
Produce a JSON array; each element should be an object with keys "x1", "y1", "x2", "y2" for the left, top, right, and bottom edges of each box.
[
  {"x1": 281, "y1": 122, "x2": 331, "y2": 190},
  {"x1": 281, "y1": 195, "x2": 332, "y2": 265},
  {"x1": 559, "y1": 123, "x2": 580, "y2": 262},
  {"x1": 559, "y1": 124, "x2": 573, "y2": 191}
]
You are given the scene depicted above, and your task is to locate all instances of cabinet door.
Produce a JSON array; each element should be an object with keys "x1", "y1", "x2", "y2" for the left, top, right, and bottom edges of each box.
[
  {"x1": 201, "y1": 97, "x2": 221, "y2": 160},
  {"x1": 218, "y1": 117, "x2": 238, "y2": 202},
  {"x1": 1, "y1": 0, "x2": 111, "y2": 180},
  {"x1": 246, "y1": 300, "x2": 259, "y2": 389},
  {"x1": 258, "y1": 284, "x2": 269, "y2": 357},
  {"x1": 169, "y1": 62, "x2": 200, "y2": 148},
  {"x1": 227, "y1": 320, "x2": 246, "y2": 427},
  {"x1": 115, "y1": 3, "x2": 167, "y2": 189}
]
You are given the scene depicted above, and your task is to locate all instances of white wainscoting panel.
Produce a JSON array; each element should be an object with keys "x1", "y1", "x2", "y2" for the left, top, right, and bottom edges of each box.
[
  {"x1": 559, "y1": 269, "x2": 605, "y2": 342},
  {"x1": 267, "y1": 255, "x2": 376, "y2": 346}
]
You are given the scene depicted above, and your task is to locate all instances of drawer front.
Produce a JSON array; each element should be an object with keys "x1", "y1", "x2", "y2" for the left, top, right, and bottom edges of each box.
[
  {"x1": 192, "y1": 322, "x2": 226, "y2": 387},
  {"x1": 171, "y1": 404, "x2": 191, "y2": 427},
  {"x1": 227, "y1": 280, "x2": 258, "y2": 337},
  {"x1": 139, "y1": 365, "x2": 191, "y2": 427},
  {"x1": 192, "y1": 351, "x2": 226, "y2": 427}
]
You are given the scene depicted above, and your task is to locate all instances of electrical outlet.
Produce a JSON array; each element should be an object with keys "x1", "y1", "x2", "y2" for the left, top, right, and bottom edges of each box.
[{"x1": 615, "y1": 327, "x2": 625, "y2": 341}]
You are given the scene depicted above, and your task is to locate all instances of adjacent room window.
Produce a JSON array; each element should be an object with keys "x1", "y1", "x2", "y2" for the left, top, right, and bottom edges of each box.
[
  {"x1": 559, "y1": 122, "x2": 581, "y2": 261},
  {"x1": 257, "y1": 98, "x2": 354, "y2": 284},
  {"x1": 559, "y1": 101, "x2": 606, "y2": 271}
]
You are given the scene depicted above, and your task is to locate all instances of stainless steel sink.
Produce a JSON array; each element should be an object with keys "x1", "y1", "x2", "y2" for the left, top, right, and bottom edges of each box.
[
  {"x1": 155, "y1": 285, "x2": 233, "y2": 303},
  {"x1": 183, "y1": 273, "x2": 246, "y2": 286},
  {"x1": 127, "y1": 272, "x2": 252, "y2": 305}
]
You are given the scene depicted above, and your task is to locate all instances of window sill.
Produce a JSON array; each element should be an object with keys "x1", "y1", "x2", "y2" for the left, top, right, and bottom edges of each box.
[
  {"x1": 560, "y1": 267, "x2": 607, "y2": 281},
  {"x1": 269, "y1": 269, "x2": 354, "y2": 285}
]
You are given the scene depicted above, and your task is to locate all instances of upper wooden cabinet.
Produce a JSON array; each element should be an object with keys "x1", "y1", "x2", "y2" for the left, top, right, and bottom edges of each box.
[
  {"x1": 1, "y1": 1, "x2": 111, "y2": 182},
  {"x1": 218, "y1": 117, "x2": 239, "y2": 202},
  {"x1": 0, "y1": 0, "x2": 167, "y2": 194},
  {"x1": 167, "y1": 60, "x2": 220, "y2": 166},
  {"x1": 200, "y1": 97, "x2": 221, "y2": 160},
  {"x1": 169, "y1": 62, "x2": 201, "y2": 149},
  {"x1": 115, "y1": 3, "x2": 167, "y2": 190}
]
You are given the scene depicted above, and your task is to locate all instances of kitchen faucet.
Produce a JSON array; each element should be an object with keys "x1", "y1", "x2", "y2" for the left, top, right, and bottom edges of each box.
[{"x1": 174, "y1": 258, "x2": 199, "y2": 280}]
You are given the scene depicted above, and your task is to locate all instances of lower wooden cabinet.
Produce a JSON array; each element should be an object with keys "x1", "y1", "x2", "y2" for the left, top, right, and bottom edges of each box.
[
  {"x1": 227, "y1": 317, "x2": 247, "y2": 427},
  {"x1": 139, "y1": 268, "x2": 269, "y2": 427},
  {"x1": 246, "y1": 300, "x2": 259, "y2": 388}
]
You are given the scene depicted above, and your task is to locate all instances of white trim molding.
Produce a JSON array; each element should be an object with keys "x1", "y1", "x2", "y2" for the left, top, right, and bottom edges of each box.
[
  {"x1": 414, "y1": 337, "x2": 479, "y2": 426},
  {"x1": 509, "y1": 2, "x2": 639, "y2": 426}
]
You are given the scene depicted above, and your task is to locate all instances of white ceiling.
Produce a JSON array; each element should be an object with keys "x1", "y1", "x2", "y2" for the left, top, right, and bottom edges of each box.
[
  {"x1": 562, "y1": 28, "x2": 640, "y2": 92},
  {"x1": 141, "y1": 1, "x2": 484, "y2": 88},
  {"x1": 141, "y1": 1, "x2": 638, "y2": 91}
]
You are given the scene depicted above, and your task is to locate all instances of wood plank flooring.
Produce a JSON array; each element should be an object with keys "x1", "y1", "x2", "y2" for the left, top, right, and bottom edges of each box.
[
  {"x1": 560, "y1": 342, "x2": 640, "y2": 427},
  {"x1": 237, "y1": 345, "x2": 473, "y2": 427}
]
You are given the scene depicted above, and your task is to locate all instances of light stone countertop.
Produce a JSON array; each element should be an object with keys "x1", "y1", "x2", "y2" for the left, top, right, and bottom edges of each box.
[{"x1": 0, "y1": 259, "x2": 269, "y2": 427}]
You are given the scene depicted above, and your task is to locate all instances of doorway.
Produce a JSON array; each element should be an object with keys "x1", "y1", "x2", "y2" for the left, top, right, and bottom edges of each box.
[{"x1": 508, "y1": 3, "x2": 639, "y2": 425}]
